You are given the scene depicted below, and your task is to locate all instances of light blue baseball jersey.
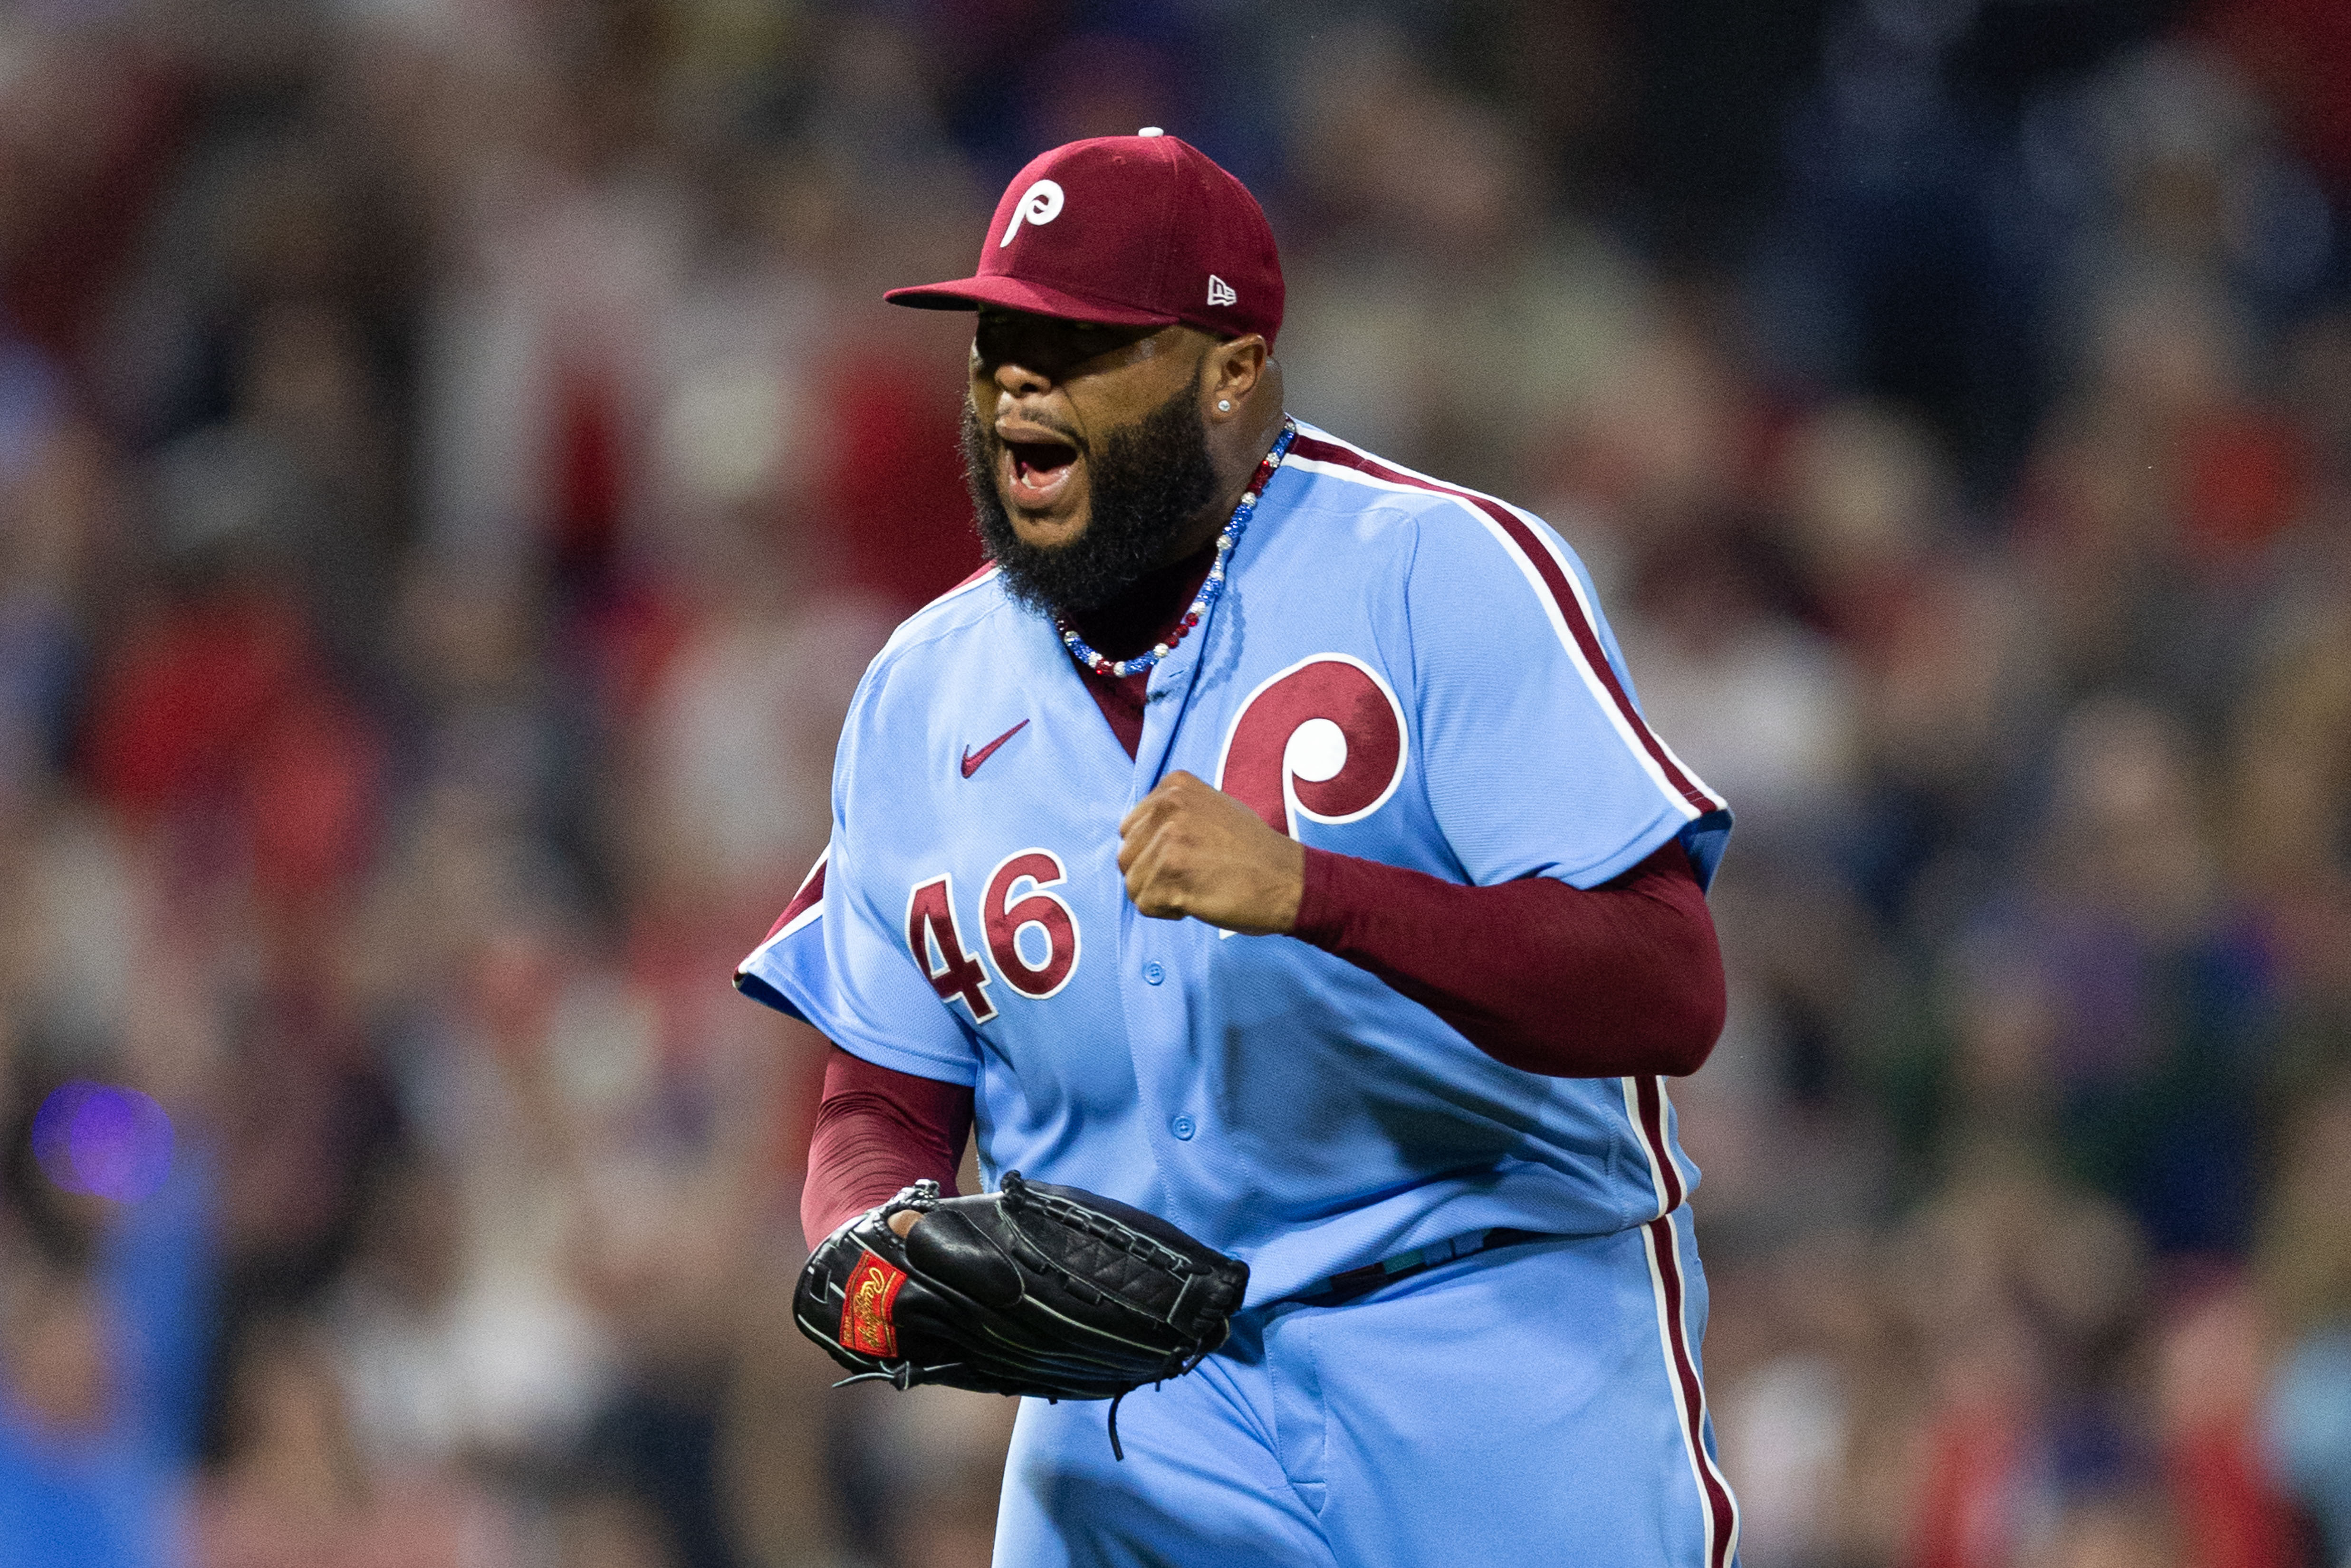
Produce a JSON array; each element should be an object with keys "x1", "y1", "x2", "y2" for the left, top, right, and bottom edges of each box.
[{"x1": 737, "y1": 421, "x2": 1732, "y2": 1309}]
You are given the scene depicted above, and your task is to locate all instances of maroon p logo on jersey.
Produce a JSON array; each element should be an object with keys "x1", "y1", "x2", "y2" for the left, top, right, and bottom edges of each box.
[{"x1": 1216, "y1": 655, "x2": 1407, "y2": 840}]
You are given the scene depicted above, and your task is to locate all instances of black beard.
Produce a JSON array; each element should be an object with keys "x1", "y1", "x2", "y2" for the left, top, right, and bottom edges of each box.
[{"x1": 961, "y1": 377, "x2": 1220, "y2": 615}]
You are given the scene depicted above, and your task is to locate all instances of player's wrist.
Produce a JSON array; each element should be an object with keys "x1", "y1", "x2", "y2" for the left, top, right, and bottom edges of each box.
[
  {"x1": 1269, "y1": 835, "x2": 1306, "y2": 934},
  {"x1": 1288, "y1": 844, "x2": 1349, "y2": 945}
]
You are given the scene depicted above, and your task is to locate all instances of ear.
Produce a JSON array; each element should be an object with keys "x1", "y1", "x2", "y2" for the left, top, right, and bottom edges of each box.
[{"x1": 1204, "y1": 335, "x2": 1269, "y2": 422}]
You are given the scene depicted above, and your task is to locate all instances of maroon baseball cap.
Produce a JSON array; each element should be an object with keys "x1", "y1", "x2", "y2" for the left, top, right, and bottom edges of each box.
[{"x1": 885, "y1": 131, "x2": 1284, "y2": 344}]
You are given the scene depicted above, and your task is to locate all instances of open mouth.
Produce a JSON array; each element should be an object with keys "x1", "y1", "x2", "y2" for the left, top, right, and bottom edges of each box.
[{"x1": 1002, "y1": 434, "x2": 1080, "y2": 508}]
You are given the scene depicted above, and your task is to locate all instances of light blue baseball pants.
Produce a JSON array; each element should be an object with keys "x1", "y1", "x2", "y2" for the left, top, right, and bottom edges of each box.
[{"x1": 992, "y1": 1207, "x2": 1741, "y2": 1568}]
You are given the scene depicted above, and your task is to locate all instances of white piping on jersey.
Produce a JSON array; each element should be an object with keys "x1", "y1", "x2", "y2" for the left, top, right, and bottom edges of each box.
[{"x1": 1280, "y1": 432, "x2": 1723, "y2": 822}]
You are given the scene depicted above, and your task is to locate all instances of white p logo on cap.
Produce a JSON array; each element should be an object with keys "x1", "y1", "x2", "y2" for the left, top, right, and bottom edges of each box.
[{"x1": 1000, "y1": 179, "x2": 1065, "y2": 247}]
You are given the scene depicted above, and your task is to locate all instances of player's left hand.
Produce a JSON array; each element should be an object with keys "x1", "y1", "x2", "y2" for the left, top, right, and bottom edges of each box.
[{"x1": 1118, "y1": 771, "x2": 1304, "y2": 935}]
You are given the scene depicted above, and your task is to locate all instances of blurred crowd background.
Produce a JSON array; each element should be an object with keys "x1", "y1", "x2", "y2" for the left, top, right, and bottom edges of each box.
[{"x1": 2, "y1": 0, "x2": 2349, "y2": 1565}]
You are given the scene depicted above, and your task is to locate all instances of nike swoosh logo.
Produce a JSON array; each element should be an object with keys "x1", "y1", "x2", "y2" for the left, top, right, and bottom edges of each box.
[{"x1": 960, "y1": 719, "x2": 1030, "y2": 779}]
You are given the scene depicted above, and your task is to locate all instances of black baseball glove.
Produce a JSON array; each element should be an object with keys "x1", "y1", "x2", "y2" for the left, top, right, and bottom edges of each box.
[{"x1": 794, "y1": 1171, "x2": 1249, "y2": 1457}]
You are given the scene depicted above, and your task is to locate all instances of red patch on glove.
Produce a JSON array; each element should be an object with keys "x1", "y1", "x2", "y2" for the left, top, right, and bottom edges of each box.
[{"x1": 841, "y1": 1252, "x2": 907, "y2": 1357}]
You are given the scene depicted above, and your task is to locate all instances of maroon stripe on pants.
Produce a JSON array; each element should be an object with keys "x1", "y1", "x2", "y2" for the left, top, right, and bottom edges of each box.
[
  {"x1": 1629, "y1": 1074, "x2": 1736, "y2": 1568},
  {"x1": 1646, "y1": 1214, "x2": 1739, "y2": 1568}
]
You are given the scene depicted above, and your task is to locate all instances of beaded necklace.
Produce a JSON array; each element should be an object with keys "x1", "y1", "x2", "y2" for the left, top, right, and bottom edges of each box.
[{"x1": 1053, "y1": 417, "x2": 1298, "y2": 680}]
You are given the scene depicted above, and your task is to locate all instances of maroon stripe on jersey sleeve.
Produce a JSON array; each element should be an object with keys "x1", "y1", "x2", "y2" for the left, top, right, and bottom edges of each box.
[
  {"x1": 1285, "y1": 434, "x2": 1722, "y2": 816},
  {"x1": 759, "y1": 852, "x2": 829, "y2": 944}
]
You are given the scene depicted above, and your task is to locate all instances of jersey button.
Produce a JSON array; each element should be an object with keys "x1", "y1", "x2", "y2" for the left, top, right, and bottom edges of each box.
[
  {"x1": 1142, "y1": 962, "x2": 1165, "y2": 985},
  {"x1": 1170, "y1": 1115, "x2": 1196, "y2": 1140}
]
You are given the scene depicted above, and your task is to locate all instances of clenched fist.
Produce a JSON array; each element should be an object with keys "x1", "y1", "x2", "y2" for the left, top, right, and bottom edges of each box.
[{"x1": 1117, "y1": 771, "x2": 1304, "y2": 936}]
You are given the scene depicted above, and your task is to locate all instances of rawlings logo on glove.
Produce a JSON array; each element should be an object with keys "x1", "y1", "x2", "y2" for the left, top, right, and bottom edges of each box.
[
  {"x1": 839, "y1": 1254, "x2": 906, "y2": 1356},
  {"x1": 793, "y1": 1172, "x2": 1249, "y2": 1458}
]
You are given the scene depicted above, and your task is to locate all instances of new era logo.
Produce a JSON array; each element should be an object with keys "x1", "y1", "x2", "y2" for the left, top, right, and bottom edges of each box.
[{"x1": 1207, "y1": 275, "x2": 1237, "y2": 307}]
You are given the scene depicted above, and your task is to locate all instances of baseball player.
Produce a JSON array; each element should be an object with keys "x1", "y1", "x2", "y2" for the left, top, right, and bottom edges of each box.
[{"x1": 738, "y1": 130, "x2": 1740, "y2": 1568}]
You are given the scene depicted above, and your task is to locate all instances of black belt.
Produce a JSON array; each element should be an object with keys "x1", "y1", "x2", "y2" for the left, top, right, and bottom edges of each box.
[{"x1": 1295, "y1": 1228, "x2": 1553, "y2": 1306}]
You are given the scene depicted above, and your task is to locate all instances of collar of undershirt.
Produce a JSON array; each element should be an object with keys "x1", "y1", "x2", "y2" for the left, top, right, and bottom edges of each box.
[{"x1": 1061, "y1": 535, "x2": 1220, "y2": 664}]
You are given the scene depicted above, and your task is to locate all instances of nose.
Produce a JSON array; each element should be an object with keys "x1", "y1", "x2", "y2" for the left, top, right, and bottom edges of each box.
[{"x1": 992, "y1": 357, "x2": 1052, "y2": 400}]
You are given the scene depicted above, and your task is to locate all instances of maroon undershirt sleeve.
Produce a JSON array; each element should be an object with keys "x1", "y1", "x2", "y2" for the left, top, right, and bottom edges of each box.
[
  {"x1": 800, "y1": 1046, "x2": 974, "y2": 1249},
  {"x1": 1292, "y1": 839, "x2": 1726, "y2": 1078}
]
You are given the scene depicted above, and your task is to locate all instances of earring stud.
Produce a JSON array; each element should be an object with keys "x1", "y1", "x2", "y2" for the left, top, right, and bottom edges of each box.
[{"x1": 1218, "y1": 400, "x2": 1231, "y2": 411}]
